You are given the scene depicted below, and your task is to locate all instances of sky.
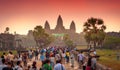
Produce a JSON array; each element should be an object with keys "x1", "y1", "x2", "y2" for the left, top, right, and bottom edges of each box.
[{"x1": 0, "y1": 0, "x2": 120, "y2": 34}]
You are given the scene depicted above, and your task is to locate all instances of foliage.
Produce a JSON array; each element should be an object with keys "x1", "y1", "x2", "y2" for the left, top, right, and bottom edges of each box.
[
  {"x1": 63, "y1": 34, "x2": 73, "y2": 47},
  {"x1": 33, "y1": 25, "x2": 54, "y2": 48},
  {"x1": 83, "y1": 17, "x2": 106, "y2": 49},
  {"x1": 103, "y1": 35, "x2": 120, "y2": 49},
  {"x1": 4, "y1": 27, "x2": 10, "y2": 34}
]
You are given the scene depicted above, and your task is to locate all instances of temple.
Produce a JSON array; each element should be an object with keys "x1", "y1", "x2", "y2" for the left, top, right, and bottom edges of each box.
[
  {"x1": 44, "y1": 15, "x2": 86, "y2": 46},
  {"x1": 44, "y1": 15, "x2": 76, "y2": 34}
]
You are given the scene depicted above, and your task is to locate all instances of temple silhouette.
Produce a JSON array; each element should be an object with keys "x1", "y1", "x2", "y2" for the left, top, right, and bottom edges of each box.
[
  {"x1": 44, "y1": 15, "x2": 76, "y2": 34},
  {"x1": 43, "y1": 15, "x2": 86, "y2": 46}
]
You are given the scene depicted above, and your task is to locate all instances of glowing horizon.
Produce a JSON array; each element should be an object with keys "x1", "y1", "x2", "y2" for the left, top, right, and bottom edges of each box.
[{"x1": 0, "y1": 0, "x2": 120, "y2": 34}]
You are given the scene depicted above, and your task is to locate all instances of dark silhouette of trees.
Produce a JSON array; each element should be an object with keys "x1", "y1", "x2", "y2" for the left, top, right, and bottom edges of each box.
[
  {"x1": 4, "y1": 27, "x2": 10, "y2": 34},
  {"x1": 83, "y1": 17, "x2": 106, "y2": 49},
  {"x1": 33, "y1": 25, "x2": 54, "y2": 48}
]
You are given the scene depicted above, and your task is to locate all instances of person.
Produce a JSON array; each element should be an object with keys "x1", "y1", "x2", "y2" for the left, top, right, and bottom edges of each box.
[
  {"x1": 86, "y1": 57, "x2": 92, "y2": 70},
  {"x1": 55, "y1": 52, "x2": 61, "y2": 62},
  {"x1": 35, "y1": 50, "x2": 39, "y2": 60},
  {"x1": 70, "y1": 51, "x2": 74, "y2": 68},
  {"x1": 91, "y1": 56, "x2": 97, "y2": 70},
  {"x1": 66, "y1": 51, "x2": 70, "y2": 63},
  {"x1": 40, "y1": 53, "x2": 45, "y2": 64},
  {"x1": 28, "y1": 50, "x2": 33, "y2": 60},
  {"x1": 1, "y1": 53, "x2": 6, "y2": 59},
  {"x1": 54, "y1": 60, "x2": 65, "y2": 70},
  {"x1": 78, "y1": 51, "x2": 84, "y2": 68},
  {"x1": 0, "y1": 59, "x2": 7, "y2": 70},
  {"x1": 61, "y1": 51, "x2": 66, "y2": 64},
  {"x1": 2, "y1": 61, "x2": 13, "y2": 70},
  {"x1": 0, "y1": 53, "x2": 6, "y2": 65},
  {"x1": 14, "y1": 61, "x2": 23, "y2": 70},
  {"x1": 30, "y1": 61, "x2": 38, "y2": 70},
  {"x1": 22, "y1": 53, "x2": 27, "y2": 67},
  {"x1": 42, "y1": 59, "x2": 52, "y2": 70},
  {"x1": 49, "y1": 52, "x2": 55, "y2": 68},
  {"x1": 7, "y1": 51, "x2": 14, "y2": 61},
  {"x1": 82, "y1": 59, "x2": 87, "y2": 70},
  {"x1": 116, "y1": 51, "x2": 120, "y2": 60}
]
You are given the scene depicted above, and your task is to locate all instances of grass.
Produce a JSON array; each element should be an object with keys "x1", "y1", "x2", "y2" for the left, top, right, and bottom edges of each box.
[{"x1": 97, "y1": 49, "x2": 120, "y2": 70}]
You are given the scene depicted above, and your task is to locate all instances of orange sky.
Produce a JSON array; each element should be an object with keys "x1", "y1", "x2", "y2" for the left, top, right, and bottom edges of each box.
[{"x1": 0, "y1": 0, "x2": 120, "y2": 34}]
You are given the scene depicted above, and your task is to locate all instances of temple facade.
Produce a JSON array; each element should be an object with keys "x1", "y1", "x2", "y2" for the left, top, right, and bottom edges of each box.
[
  {"x1": 44, "y1": 15, "x2": 76, "y2": 34},
  {"x1": 44, "y1": 15, "x2": 87, "y2": 46}
]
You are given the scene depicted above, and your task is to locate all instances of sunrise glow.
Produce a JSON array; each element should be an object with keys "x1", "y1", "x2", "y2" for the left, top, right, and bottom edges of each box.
[{"x1": 0, "y1": 0, "x2": 120, "y2": 34}]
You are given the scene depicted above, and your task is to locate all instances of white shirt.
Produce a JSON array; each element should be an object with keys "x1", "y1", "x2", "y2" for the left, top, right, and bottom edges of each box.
[
  {"x1": 91, "y1": 58, "x2": 97, "y2": 68},
  {"x1": 54, "y1": 63, "x2": 65, "y2": 70},
  {"x1": 78, "y1": 54, "x2": 84, "y2": 60},
  {"x1": 0, "y1": 64, "x2": 7, "y2": 70},
  {"x1": 14, "y1": 66, "x2": 23, "y2": 70},
  {"x1": 62, "y1": 53, "x2": 66, "y2": 58},
  {"x1": 50, "y1": 57, "x2": 55, "y2": 62},
  {"x1": 55, "y1": 54, "x2": 61, "y2": 61}
]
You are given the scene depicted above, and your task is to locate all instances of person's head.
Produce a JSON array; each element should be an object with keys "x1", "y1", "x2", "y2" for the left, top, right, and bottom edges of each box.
[
  {"x1": 56, "y1": 59, "x2": 62, "y2": 64},
  {"x1": 17, "y1": 61, "x2": 22, "y2": 66},
  {"x1": 28, "y1": 65, "x2": 31, "y2": 69},
  {"x1": 7, "y1": 62, "x2": 12, "y2": 68},
  {"x1": 80, "y1": 51, "x2": 83, "y2": 54},
  {"x1": 3, "y1": 52, "x2": 5, "y2": 55},
  {"x1": 2, "y1": 59, "x2": 6, "y2": 64},
  {"x1": 45, "y1": 59, "x2": 50, "y2": 64},
  {"x1": 46, "y1": 59, "x2": 50, "y2": 63},
  {"x1": 9, "y1": 51, "x2": 13, "y2": 54},
  {"x1": 1, "y1": 55, "x2": 4, "y2": 59},
  {"x1": 32, "y1": 61, "x2": 36, "y2": 67}
]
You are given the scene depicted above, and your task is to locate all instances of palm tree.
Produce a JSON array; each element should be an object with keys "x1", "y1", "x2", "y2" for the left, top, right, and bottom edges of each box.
[
  {"x1": 83, "y1": 17, "x2": 106, "y2": 49},
  {"x1": 4, "y1": 27, "x2": 10, "y2": 34},
  {"x1": 33, "y1": 25, "x2": 54, "y2": 48}
]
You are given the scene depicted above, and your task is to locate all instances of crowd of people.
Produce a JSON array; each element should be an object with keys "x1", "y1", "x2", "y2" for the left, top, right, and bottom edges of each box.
[
  {"x1": 0, "y1": 46, "x2": 97, "y2": 70},
  {"x1": 77, "y1": 50, "x2": 97, "y2": 70}
]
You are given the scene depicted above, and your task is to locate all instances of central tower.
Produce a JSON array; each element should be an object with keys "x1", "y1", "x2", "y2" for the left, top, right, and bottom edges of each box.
[{"x1": 55, "y1": 15, "x2": 65, "y2": 32}]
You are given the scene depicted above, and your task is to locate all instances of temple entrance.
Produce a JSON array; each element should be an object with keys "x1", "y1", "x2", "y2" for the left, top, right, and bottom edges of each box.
[
  {"x1": 52, "y1": 33, "x2": 64, "y2": 40},
  {"x1": 49, "y1": 33, "x2": 66, "y2": 47}
]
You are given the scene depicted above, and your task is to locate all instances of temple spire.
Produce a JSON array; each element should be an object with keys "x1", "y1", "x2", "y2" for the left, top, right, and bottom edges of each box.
[
  {"x1": 70, "y1": 20, "x2": 76, "y2": 32},
  {"x1": 44, "y1": 20, "x2": 50, "y2": 30},
  {"x1": 55, "y1": 15, "x2": 65, "y2": 31}
]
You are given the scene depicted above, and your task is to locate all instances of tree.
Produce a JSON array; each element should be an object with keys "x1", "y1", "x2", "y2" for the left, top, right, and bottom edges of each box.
[
  {"x1": 83, "y1": 17, "x2": 106, "y2": 49},
  {"x1": 33, "y1": 25, "x2": 54, "y2": 48},
  {"x1": 63, "y1": 34, "x2": 73, "y2": 47},
  {"x1": 4, "y1": 27, "x2": 10, "y2": 34}
]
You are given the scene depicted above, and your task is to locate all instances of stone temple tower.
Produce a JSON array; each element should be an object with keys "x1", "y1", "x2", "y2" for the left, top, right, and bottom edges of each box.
[
  {"x1": 55, "y1": 15, "x2": 65, "y2": 32},
  {"x1": 44, "y1": 21, "x2": 50, "y2": 30},
  {"x1": 44, "y1": 21, "x2": 50, "y2": 33},
  {"x1": 70, "y1": 21, "x2": 76, "y2": 33}
]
